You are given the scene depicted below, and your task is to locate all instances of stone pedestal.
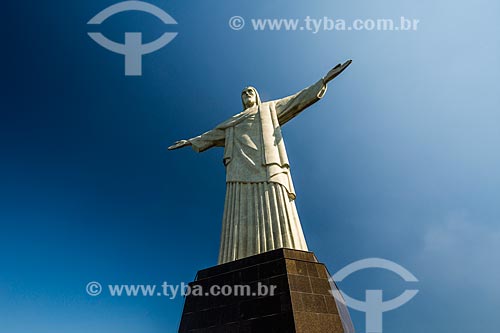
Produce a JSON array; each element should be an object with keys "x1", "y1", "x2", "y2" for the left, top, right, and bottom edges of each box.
[{"x1": 178, "y1": 248, "x2": 354, "y2": 333}]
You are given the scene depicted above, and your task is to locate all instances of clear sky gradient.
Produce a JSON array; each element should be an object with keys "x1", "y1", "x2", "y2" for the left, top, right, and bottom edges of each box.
[{"x1": 1, "y1": 0, "x2": 499, "y2": 332}]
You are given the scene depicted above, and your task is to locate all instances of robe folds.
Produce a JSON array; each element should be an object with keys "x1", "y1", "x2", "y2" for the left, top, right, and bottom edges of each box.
[{"x1": 189, "y1": 79, "x2": 327, "y2": 264}]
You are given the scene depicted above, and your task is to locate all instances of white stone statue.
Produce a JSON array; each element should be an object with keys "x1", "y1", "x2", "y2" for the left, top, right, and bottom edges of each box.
[{"x1": 169, "y1": 60, "x2": 352, "y2": 264}]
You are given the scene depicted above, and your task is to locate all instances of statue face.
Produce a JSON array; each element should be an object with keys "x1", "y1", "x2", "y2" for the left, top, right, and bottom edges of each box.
[{"x1": 241, "y1": 88, "x2": 257, "y2": 108}]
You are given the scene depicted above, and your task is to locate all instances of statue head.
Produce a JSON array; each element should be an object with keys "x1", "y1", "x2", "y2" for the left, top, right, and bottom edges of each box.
[{"x1": 241, "y1": 86, "x2": 261, "y2": 109}]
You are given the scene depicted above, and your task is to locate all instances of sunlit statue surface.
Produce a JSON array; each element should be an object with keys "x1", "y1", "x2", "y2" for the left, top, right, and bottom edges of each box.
[{"x1": 169, "y1": 60, "x2": 351, "y2": 264}]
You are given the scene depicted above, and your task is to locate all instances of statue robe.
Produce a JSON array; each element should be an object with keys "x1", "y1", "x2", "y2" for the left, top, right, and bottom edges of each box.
[{"x1": 189, "y1": 79, "x2": 327, "y2": 264}]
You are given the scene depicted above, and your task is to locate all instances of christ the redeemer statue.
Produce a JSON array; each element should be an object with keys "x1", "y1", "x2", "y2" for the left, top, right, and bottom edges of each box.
[{"x1": 169, "y1": 60, "x2": 352, "y2": 264}]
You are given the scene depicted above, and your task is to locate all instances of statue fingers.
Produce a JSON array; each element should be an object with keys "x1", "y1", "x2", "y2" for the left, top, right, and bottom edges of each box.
[{"x1": 168, "y1": 140, "x2": 191, "y2": 150}]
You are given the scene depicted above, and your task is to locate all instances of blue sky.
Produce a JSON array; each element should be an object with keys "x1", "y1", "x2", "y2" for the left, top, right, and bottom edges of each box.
[{"x1": 1, "y1": 0, "x2": 499, "y2": 332}]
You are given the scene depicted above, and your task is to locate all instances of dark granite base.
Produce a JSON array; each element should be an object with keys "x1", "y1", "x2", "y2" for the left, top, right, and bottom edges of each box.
[{"x1": 178, "y1": 248, "x2": 354, "y2": 333}]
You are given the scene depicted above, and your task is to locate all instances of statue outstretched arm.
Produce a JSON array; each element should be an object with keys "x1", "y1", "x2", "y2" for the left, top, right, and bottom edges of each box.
[
  {"x1": 275, "y1": 60, "x2": 352, "y2": 125},
  {"x1": 168, "y1": 127, "x2": 225, "y2": 153}
]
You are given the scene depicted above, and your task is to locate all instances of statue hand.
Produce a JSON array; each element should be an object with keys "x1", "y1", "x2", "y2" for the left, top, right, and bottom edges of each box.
[
  {"x1": 324, "y1": 59, "x2": 352, "y2": 84},
  {"x1": 168, "y1": 140, "x2": 191, "y2": 150}
]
